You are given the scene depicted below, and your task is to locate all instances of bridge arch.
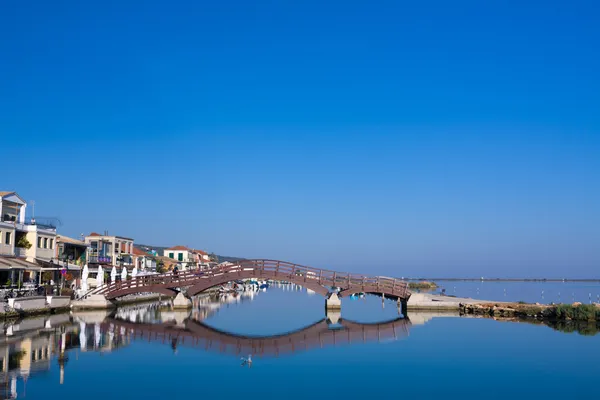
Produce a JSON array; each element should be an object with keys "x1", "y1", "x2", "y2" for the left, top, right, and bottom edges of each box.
[
  {"x1": 185, "y1": 271, "x2": 330, "y2": 297},
  {"x1": 101, "y1": 315, "x2": 411, "y2": 357},
  {"x1": 105, "y1": 286, "x2": 179, "y2": 300},
  {"x1": 95, "y1": 259, "x2": 410, "y2": 302},
  {"x1": 338, "y1": 286, "x2": 403, "y2": 299}
]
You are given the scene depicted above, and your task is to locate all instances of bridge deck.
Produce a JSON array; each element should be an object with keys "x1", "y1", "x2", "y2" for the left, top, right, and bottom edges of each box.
[{"x1": 89, "y1": 259, "x2": 411, "y2": 300}]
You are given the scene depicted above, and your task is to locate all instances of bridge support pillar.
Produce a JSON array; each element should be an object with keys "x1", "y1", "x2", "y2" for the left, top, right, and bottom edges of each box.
[
  {"x1": 71, "y1": 295, "x2": 116, "y2": 310},
  {"x1": 326, "y1": 308, "x2": 341, "y2": 325},
  {"x1": 398, "y1": 298, "x2": 408, "y2": 316},
  {"x1": 325, "y1": 292, "x2": 341, "y2": 310},
  {"x1": 173, "y1": 292, "x2": 192, "y2": 309}
]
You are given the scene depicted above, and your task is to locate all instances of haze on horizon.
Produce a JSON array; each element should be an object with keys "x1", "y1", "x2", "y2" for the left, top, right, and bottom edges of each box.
[{"x1": 1, "y1": 1, "x2": 599, "y2": 278}]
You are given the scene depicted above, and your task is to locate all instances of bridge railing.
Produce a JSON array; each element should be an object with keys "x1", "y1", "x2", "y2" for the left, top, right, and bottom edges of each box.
[{"x1": 97, "y1": 259, "x2": 410, "y2": 299}]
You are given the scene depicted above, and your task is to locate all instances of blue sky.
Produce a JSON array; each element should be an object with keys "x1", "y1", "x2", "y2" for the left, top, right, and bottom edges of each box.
[{"x1": 1, "y1": 1, "x2": 599, "y2": 277}]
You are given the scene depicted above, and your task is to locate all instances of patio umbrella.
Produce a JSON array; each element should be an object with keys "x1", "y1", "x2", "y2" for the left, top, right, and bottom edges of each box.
[
  {"x1": 81, "y1": 264, "x2": 89, "y2": 292},
  {"x1": 110, "y1": 266, "x2": 117, "y2": 284},
  {"x1": 121, "y1": 267, "x2": 128, "y2": 281},
  {"x1": 131, "y1": 266, "x2": 138, "y2": 278},
  {"x1": 97, "y1": 266, "x2": 104, "y2": 287}
]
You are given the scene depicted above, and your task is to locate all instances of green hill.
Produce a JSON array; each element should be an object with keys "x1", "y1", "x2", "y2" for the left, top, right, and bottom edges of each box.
[{"x1": 134, "y1": 244, "x2": 245, "y2": 263}]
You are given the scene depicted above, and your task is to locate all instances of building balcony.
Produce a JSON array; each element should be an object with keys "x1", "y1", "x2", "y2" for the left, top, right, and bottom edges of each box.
[
  {"x1": 1, "y1": 217, "x2": 57, "y2": 233},
  {"x1": 0, "y1": 248, "x2": 14, "y2": 257},
  {"x1": 15, "y1": 247, "x2": 27, "y2": 258},
  {"x1": 88, "y1": 255, "x2": 113, "y2": 264}
]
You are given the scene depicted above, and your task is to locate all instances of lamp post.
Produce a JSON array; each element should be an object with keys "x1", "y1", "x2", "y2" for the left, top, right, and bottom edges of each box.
[
  {"x1": 49, "y1": 258, "x2": 58, "y2": 295},
  {"x1": 60, "y1": 254, "x2": 68, "y2": 295}
]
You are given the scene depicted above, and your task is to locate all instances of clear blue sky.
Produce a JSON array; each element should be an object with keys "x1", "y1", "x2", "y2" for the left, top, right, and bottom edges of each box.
[{"x1": 1, "y1": 1, "x2": 599, "y2": 277}]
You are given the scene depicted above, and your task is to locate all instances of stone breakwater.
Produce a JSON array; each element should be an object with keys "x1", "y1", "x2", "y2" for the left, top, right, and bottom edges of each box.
[{"x1": 460, "y1": 302, "x2": 600, "y2": 321}]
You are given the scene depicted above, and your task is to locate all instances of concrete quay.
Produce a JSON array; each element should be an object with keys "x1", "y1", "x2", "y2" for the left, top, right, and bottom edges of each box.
[
  {"x1": 407, "y1": 293, "x2": 501, "y2": 311},
  {"x1": 71, "y1": 293, "x2": 165, "y2": 310}
]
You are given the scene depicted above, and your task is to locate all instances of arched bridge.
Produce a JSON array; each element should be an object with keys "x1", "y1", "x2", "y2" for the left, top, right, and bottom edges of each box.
[
  {"x1": 100, "y1": 315, "x2": 411, "y2": 357},
  {"x1": 91, "y1": 259, "x2": 411, "y2": 302}
]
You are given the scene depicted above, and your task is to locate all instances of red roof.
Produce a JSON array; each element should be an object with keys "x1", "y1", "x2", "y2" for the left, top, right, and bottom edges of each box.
[
  {"x1": 166, "y1": 245, "x2": 190, "y2": 251},
  {"x1": 132, "y1": 247, "x2": 148, "y2": 256},
  {"x1": 89, "y1": 232, "x2": 101, "y2": 237}
]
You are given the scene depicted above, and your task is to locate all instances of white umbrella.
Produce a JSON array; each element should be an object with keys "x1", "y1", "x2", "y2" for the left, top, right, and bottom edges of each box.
[
  {"x1": 97, "y1": 266, "x2": 104, "y2": 287},
  {"x1": 81, "y1": 264, "x2": 89, "y2": 292},
  {"x1": 132, "y1": 266, "x2": 138, "y2": 278},
  {"x1": 110, "y1": 266, "x2": 117, "y2": 284},
  {"x1": 121, "y1": 267, "x2": 128, "y2": 281}
]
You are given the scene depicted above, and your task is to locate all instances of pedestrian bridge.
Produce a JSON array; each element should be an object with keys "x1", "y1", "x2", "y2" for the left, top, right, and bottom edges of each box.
[
  {"x1": 90, "y1": 259, "x2": 411, "y2": 306},
  {"x1": 101, "y1": 314, "x2": 411, "y2": 357}
]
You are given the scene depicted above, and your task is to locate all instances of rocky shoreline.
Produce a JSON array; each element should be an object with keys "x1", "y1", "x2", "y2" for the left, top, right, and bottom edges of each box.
[{"x1": 460, "y1": 302, "x2": 600, "y2": 321}]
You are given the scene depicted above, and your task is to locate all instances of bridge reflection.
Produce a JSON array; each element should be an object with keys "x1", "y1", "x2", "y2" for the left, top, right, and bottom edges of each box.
[{"x1": 99, "y1": 313, "x2": 412, "y2": 357}]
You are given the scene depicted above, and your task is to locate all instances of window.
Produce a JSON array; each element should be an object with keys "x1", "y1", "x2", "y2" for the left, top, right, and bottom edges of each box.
[
  {"x1": 43, "y1": 237, "x2": 48, "y2": 248},
  {"x1": 169, "y1": 252, "x2": 174, "y2": 259},
  {"x1": 38, "y1": 237, "x2": 42, "y2": 248},
  {"x1": 178, "y1": 253, "x2": 183, "y2": 261},
  {"x1": 49, "y1": 239, "x2": 53, "y2": 249},
  {"x1": 4, "y1": 232, "x2": 10, "y2": 245}
]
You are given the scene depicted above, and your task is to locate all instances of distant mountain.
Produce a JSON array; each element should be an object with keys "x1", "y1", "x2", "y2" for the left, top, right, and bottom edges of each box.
[{"x1": 134, "y1": 244, "x2": 245, "y2": 263}]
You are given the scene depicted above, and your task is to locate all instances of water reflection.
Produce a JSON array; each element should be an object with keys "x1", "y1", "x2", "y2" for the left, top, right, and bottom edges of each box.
[
  {"x1": 0, "y1": 311, "x2": 126, "y2": 399},
  {"x1": 1, "y1": 284, "x2": 598, "y2": 399},
  {"x1": 103, "y1": 313, "x2": 410, "y2": 358}
]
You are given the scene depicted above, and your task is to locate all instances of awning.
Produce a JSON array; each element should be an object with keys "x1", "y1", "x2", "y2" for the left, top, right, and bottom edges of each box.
[
  {"x1": 0, "y1": 257, "x2": 42, "y2": 271},
  {"x1": 35, "y1": 258, "x2": 82, "y2": 271}
]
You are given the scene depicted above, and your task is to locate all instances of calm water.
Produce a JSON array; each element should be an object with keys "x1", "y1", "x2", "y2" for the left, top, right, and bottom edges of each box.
[
  {"x1": 426, "y1": 280, "x2": 600, "y2": 304},
  {"x1": 2, "y1": 283, "x2": 600, "y2": 399}
]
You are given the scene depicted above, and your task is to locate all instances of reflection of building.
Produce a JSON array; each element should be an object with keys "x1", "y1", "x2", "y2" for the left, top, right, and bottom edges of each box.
[{"x1": 0, "y1": 313, "x2": 132, "y2": 399}]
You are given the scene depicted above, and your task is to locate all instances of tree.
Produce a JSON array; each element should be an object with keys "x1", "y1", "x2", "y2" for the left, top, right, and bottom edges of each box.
[
  {"x1": 42, "y1": 271, "x2": 52, "y2": 283},
  {"x1": 209, "y1": 252, "x2": 218, "y2": 262},
  {"x1": 156, "y1": 262, "x2": 166, "y2": 274},
  {"x1": 16, "y1": 236, "x2": 32, "y2": 249}
]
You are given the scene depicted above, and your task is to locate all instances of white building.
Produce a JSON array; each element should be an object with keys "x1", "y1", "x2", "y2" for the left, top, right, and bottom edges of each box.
[
  {"x1": 133, "y1": 247, "x2": 157, "y2": 272},
  {"x1": 0, "y1": 191, "x2": 59, "y2": 285},
  {"x1": 163, "y1": 246, "x2": 198, "y2": 270},
  {"x1": 84, "y1": 232, "x2": 134, "y2": 268}
]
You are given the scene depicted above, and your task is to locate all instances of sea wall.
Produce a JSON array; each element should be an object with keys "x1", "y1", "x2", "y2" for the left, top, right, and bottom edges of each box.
[{"x1": 460, "y1": 302, "x2": 600, "y2": 321}]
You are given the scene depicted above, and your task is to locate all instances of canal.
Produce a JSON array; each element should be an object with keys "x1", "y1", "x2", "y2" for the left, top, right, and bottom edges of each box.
[{"x1": 2, "y1": 283, "x2": 599, "y2": 399}]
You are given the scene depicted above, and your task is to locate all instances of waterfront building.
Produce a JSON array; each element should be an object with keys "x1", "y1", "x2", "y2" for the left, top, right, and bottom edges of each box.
[
  {"x1": 43, "y1": 234, "x2": 89, "y2": 286},
  {"x1": 0, "y1": 192, "x2": 57, "y2": 264},
  {"x1": 55, "y1": 235, "x2": 88, "y2": 266},
  {"x1": 83, "y1": 232, "x2": 134, "y2": 287},
  {"x1": 132, "y1": 247, "x2": 157, "y2": 272},
  {"x1": 84, "y1": 232, "x2": 134, "y2": 268},
  {"x1": 163, "y1": 246, "x2": 215, "y2": 271},
  {"x1": 163, "y1": 245, "x2": 198, "y2": 270},
  {"x1": 0, "y1": 191, "x2": 58, "y2": 285},
  {"x1": 195, "y1": 249, "x2": 213, "y2": 269}
]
